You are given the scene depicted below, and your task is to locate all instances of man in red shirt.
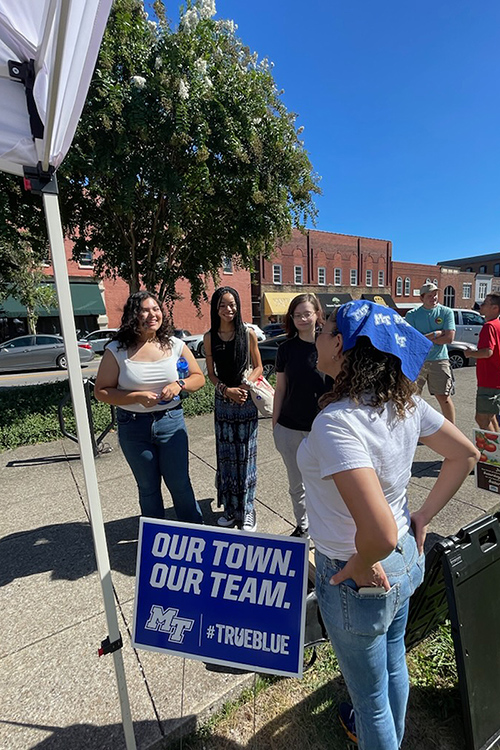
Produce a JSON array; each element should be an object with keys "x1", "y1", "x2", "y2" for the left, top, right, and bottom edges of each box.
[{"x1": 464, "y1": 294, "x2": 500, "y2": 430}]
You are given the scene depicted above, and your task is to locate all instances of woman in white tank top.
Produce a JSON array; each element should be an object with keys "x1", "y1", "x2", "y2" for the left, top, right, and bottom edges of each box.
[{"x1": 94, "y1": 291, "x2": 205, "y2": 522}]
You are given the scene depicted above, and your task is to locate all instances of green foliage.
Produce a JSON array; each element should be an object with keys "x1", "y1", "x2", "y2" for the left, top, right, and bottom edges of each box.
[
  {"x1": 0, "y1": 173, "x2": 48, "y2": 299},
  {"x1": 58, "y1": 0, "x2": 320, "y2": 309},
  {"x1": 0, "y1": 379, "x2": 215, "y2": 451}
]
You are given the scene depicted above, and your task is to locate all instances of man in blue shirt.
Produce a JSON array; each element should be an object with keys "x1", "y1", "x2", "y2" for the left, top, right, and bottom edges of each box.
[{"x1": 406, "y1": 283, "x2": 456, "y2": 423}]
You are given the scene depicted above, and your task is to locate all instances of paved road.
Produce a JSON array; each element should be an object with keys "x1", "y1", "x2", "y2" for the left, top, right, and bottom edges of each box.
[{"x1": 0, "y1": 356, "x2": 208, "y2": 388}]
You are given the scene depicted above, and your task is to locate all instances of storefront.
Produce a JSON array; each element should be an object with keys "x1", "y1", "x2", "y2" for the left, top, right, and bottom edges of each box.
[{"x1": 0, "y1": 282, "x2": 106, "y2": 342}]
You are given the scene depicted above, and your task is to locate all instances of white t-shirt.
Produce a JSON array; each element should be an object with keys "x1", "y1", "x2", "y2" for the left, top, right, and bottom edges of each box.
[
  {"x1": 296, "y1": 396, "x2": 444, "y2": 560},
  {"x1": 106, "y1": 337, "x2": 185, "y2": 412}
]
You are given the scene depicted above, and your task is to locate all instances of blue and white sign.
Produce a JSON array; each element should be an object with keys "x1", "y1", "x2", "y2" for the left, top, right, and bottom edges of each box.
[{"x1": 132, "y1": 519, "x2": 309, "y2": 677}]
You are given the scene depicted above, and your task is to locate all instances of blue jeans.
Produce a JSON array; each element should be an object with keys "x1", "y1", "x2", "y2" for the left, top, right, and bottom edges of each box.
[
  {"x1": 116, "y1": 407, "x2": 203, "y2": 523},
  {"x1": 315, "y1": 531, "x2": 425, "y2": 750}
]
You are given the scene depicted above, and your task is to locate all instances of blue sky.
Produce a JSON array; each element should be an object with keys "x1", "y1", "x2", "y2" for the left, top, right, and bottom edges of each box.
[{"x1": 162, "y1": 1, "x2": 500, "y2": 265}]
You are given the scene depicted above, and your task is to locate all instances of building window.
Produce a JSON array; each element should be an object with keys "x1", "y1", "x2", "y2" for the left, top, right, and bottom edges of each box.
[
  {"x1": 478, "y1": 282, "x2": 488, "y2": 300},
  {"x1": 378, "y1": 270, "x2": 385, "y2": 287},
  {"x1": 366, "y1": 269, "x2": 373, "y2": 287},
  {"x1": 350, "y1": 269, "x2": 358, "y2": 286},
  {"x1": 334, "y1": 268, "x2": 342, "y2": 286},
  {"x1": 78, "y1": 250, "x2": 93, "y2": 267},
  {"x1": 318, "y1": 267, "x2": 326, "y2": 285},
  {"x1": 273, "y1": 264, "x2": 282, "y2": 284},
  {"x1": 294, "y1": 265, "x2": 303, "y2": 285},
  {"x1": 404, "y1": 277, "x2": 411, "y2": 296},
  {"x1": 466, "y1": 267, "x2": 473, "y2": 272},
  {"x1": 396, "y1": 277, "x2": 403, "y2": 296},
  {"x1": 222, "y1": 256, "x2": 233, "y2": 274},
  {"x1": 479, "y1": 265, "x2": 487, "y2": 273},
  {"x1": 495, "y1": 264, "x2": 500, "y2": 277},
  {"x1": 444, "y1": 285, "x2": 455, "y2": 307},
  {"x1": 463, "y1": 283, "x2": 472, "y2": 299}
]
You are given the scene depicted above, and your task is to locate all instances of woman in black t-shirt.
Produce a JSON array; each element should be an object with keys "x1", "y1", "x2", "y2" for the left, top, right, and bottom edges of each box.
[
  {"x1": 272, "y1": 293, "x2": 327, "y2": 537},
  {"x1": 204, "y1": 287, "x2": 263, "y2": 531}
]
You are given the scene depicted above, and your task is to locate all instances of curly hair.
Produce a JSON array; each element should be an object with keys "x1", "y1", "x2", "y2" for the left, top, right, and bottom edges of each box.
[
  {"x1": 284, "y1": 293, "x2": 324, "y2": 338},
  {"x1": 113, "y1": 291, "x2": 173, "y2": 350},
  {"x1": 318, "y1": 308, "x2": 417, "y2": 420}
]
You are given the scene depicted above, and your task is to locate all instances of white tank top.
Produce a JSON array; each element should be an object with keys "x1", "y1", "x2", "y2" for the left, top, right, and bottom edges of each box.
[{"x1": 106, "y1": 337, "x2": 185, "y2": 412}]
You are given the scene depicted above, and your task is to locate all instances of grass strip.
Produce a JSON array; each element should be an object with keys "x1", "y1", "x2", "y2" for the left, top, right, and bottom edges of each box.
[
  {"x1": 171, "y1": 623, "x2": 463, "y2": 750},
  {"x1": 0, "y1": 380, "x2": 216, "y2": 452}
]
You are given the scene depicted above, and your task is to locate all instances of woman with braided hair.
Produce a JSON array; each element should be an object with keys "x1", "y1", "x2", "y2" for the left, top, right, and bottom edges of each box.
[{"x1": 204, "y1": 287, "x2": 263, "y2": 531}]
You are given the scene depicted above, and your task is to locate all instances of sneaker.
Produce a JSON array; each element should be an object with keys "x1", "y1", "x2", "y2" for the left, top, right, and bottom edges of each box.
[
  {"x1": 338, "y1": 702, "x2": 357, "y2": 744},
  {"x1": 217, "y1": 513, "x2": 237, "y2": 528},
  {"x1": 290, "y1": 525, "x2": 309, "y2": 538},
  {"x1": 242, "y1": 509, "x2": 257, "y2": 532}
]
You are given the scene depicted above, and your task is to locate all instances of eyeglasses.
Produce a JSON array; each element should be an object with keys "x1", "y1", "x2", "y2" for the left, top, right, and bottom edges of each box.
[{"x1": 292, "y1": 311, "x2": 315, "y2": 320}]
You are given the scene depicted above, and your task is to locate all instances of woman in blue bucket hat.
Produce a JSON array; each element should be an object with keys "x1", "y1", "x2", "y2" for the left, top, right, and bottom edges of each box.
[{"x1": 297, "y1": 300, "x2": 478, "y2": 749}]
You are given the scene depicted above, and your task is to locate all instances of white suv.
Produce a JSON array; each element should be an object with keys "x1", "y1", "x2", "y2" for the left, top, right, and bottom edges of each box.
[{"x1": 451, "y1": 309, "x2": 484, "y2": 346}]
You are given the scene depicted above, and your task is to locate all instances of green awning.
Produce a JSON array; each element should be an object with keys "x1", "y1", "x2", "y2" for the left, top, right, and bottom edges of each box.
[{"x1": 0, "y1": 283, "x2": 105, "y2": 318}]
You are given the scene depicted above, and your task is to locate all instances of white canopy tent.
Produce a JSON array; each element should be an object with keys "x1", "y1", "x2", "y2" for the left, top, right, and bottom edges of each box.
[{"x1": 0, "y1": 2, "x2": 136, "y2": 747}]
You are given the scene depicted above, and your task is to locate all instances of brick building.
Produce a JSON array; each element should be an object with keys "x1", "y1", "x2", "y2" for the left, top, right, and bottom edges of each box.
[
  {"x1": 438, "y1": 252, "x2": 500, "y2": 301},
  {"x1": 0, "y1": 239, "x2": 252, "y2": 341},
  {"x1": 252, "y1": 228, "x2": 394, "y2": 322},
  {"x1": 392, "y1": 262, "x2": 475, "y2": 311}
]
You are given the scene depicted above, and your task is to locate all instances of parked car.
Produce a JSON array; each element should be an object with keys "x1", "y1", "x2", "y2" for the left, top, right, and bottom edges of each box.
[
  {"x1": 451, "y1": 309, "x2": 484, "y2": 346},
  {"x1": 447, "y1": 340, "x2": 476, "y2": 370},
  {"x1": 184, "y1": 323, "x2": 264, "y2": 358},
  {"x1": 82, "y1": 328, "x2": 117, "y2": 354},
  {"x1": 257, "y1": 334, "x2": 286, "y2": 378},
  {"x1": 245, "y1": 323, "x2": 266, "y2": 342},
  {"x1": 0, "y1": 334, "x2": 94, "y2": 372},
  {"x1": 263, "y1": 322, "x2": 285, "y2": 338},
  {"x1": 173, "y1": 328, "x2": 192, "y2": 339},
  {"x1": 183, "y1": 332, "x2": 206, "y2": 358}
]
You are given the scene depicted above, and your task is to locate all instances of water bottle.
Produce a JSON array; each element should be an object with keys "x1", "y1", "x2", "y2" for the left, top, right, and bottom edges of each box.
[
  {"x1": 159, "y1": 357, "x2": 189, "y2": 404},
  {"x1": 176, "y1": 357, "x2": 189, "y2": 400}
]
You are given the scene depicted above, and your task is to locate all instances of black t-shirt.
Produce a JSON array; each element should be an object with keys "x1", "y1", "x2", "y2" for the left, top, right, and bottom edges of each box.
[{"x1": 275, "y1": 336, "x2": 330, "y2": 431}]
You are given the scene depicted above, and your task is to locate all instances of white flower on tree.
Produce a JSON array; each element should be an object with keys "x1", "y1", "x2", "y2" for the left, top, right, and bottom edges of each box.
[
  {"x1": 181, "y1": 8, "x2": 199, "y2": 33},
  {"x1": 194, "y1": 58, "x2": 208, "y2": 75},
  {"x1": 130, "y1": 75, "x2": 146, "y2": 89},
  {"x1": 199, "y1": 0, "x2": 216, "y2": 20},
  {"x1": 179, "y1": 78, "x2": 190, "y2": 99}
]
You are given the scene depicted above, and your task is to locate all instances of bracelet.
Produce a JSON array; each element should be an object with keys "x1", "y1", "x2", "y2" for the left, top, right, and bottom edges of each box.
[{"x1": 216, "y1": 381, "x2": 228, "y2": 397}]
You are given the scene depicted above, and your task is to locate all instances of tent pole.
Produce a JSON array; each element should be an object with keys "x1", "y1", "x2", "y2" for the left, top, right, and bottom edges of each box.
[{"x1": 43, "y1": 190, "x2": 137, "y2": 750}]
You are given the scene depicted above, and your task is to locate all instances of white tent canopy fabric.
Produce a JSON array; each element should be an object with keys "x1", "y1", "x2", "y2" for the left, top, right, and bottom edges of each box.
[
  {"x1": 0, "y1": 0, "x2": 111, "y2": 175},
  {"x1": 0, "y1": 2, "x2": 137, "y2": 748}
]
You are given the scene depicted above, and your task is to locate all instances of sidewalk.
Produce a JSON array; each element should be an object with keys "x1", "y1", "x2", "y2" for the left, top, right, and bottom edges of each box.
[{"x1": 0, "y1": 366, "x2": 497, "y2": 750}]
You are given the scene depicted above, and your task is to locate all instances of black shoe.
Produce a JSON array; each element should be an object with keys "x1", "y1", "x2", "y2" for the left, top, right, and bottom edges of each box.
[
  {"x1": 339, "y1": 702, "x2": 357, "y2": 744},
  {"x1": 290, "y1": 525, "x2": 309, "y2": 538}
]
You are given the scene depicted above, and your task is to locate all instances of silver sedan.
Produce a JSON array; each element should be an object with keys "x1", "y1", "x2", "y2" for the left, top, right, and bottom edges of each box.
[{"x1": 0, "y1": 334, "x2": 94, "y2": 372}]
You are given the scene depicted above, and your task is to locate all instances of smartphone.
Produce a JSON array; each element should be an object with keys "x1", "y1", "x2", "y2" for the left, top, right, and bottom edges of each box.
[{"x1": 358, "y1": 586, "x2": 387, "y2": 596}]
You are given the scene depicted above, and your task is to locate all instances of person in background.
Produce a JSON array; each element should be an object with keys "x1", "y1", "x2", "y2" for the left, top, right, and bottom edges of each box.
[
  {"x1": 204, "y1": 287, "x2": 263, "y2": 531},
  {"x1": 94, "y1": 290, "x2": 204, "y2": 523},
  {"x1": 464, "y1": 293, "x2": 500, "y2": 430},
  {"x1": 272, "y1": 293, "x2": 328, "y2": 538},
  {"x1": 297, "y1": 300, "x2": 478, "y2": 750},
  {"x1": 406, "y1": 283, "x2": 456, "y2": 423}
]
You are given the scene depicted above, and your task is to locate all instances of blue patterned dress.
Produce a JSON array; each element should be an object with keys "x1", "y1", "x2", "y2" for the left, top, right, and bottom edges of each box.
[{"x1": 213, "y1": 335, "x2": 258, "y2": 524}]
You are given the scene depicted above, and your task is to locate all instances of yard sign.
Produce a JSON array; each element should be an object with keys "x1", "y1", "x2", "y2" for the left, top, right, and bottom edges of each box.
[{"x1": 133, "y1": 519, "x2": 309, "y2": 677}]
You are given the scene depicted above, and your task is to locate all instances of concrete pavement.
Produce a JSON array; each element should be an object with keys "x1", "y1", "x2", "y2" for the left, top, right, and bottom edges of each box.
[{"x1": 1, "y1": 365, "x2": 498, "y2": 750}]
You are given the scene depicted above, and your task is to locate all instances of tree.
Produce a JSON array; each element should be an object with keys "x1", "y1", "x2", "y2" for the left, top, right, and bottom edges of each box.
[
  {"x1": 58, "y1": 0, "x2": 320, "y2": 307},
  {"x1": 0, "y1": 172, "x2": 48, "y2": 299}
]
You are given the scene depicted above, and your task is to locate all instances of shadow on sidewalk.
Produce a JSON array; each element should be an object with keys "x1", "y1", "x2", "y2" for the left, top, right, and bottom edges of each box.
[
  {"x1": 6, "y1": 454, "x2": 81, "y2": 466},
  {"x1": 0, "y1": 500, "x2": 217, "y2": 586}
]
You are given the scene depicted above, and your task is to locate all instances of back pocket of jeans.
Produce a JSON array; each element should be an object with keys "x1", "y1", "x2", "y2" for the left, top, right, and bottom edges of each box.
[{"x1": 340, "y1": 583, "x2": 401, "y2": 637}]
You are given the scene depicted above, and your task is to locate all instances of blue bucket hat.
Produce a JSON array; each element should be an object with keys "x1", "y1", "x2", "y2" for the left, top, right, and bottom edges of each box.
[{"x1": 335, "y1": 300, "x2": 432, "y2": 381}]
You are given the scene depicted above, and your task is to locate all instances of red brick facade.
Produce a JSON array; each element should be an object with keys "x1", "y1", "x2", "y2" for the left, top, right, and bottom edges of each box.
[{"x1": 392, "y1": 261, "x2": 475, "y2": 310}]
